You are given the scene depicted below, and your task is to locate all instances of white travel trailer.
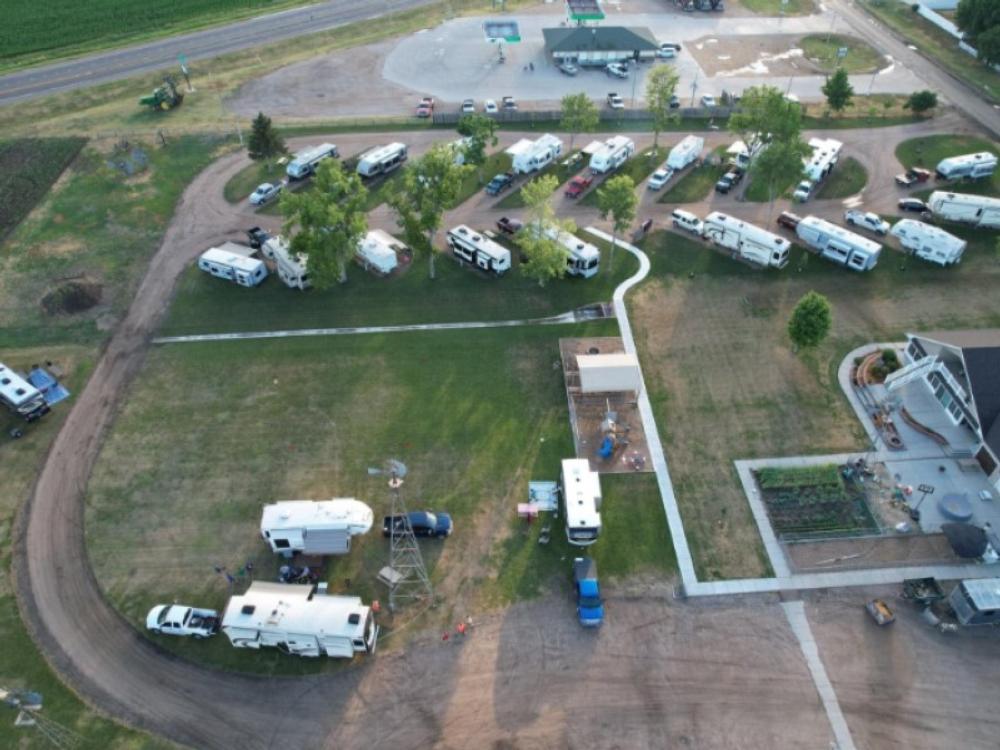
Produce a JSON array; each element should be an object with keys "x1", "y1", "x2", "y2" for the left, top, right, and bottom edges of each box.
[
  {"x1": 701, "y1": 211, "x2": 790, "y2": 269},
  {"x1": 589, "y1": 136, "x2": 635, "y2": 174},
  {"x1": 356, "y1": 229, "x2": 403, "y2": 275},
  {"x1": 197, "y1": 243, "x2": 268, "y2": 287},
  {"x1": 927, "y1": 191, "x2": 1000, "y2": 229},
  {"x1": 796, "y1": 216, "x2": 881, "y2": 272},
  {"x1": 286, "y1": 143, "x2": 338, "y2": 180},
  {"x1": 446, "y1": 225, "x2": 511, "y2": 275},
  {"x1": 561, "y1": 458, "x2": 602, "y2": 547},
  {"x1": 221, "y1": 582, "x2": 378, "y2": 658},
  {"x1": 506, "y1": 134, "x2": 563, "y2": 174},
  {"x1": 667, "y1": 135, "x2": 705, "y2": 170},
  {"x1": 540, "y1": 224, "x2": 600, "y2": 278},
  {"x1": 0, "y1": 362, "x2": 48, "y2": 421},
  {"x1": 448, "y1": 136, "x2": 473, "y2": 165},
  {"x1": 889, "y1": 219, "x2": 966, "y2": 266},
  {"x1": 935, "y1": 152, "x2": 997, "y2": 181},
  {"x1": 262, "y1": 237, "x2": 310, "y2": 290},
  {"x1": 356, "y1": 143, "x2": 408, "y2": 178},
  {"x1": 260, "y1": 499, "x2": 374, "y2": 557},
  {"x1": 802, "y1": 137, "x2": 842, "y2": 181}
]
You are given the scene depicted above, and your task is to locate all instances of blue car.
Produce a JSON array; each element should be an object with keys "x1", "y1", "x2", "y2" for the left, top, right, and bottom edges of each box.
[
  {"x1": 574, "y1": 557, "x2": 604, "y2": 627},
  {"x1": 382, "y1": 511, "x2": 453, "y2": 538}
]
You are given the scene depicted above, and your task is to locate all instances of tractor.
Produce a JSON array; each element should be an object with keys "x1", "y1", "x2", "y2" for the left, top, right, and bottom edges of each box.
[{"x1": 139, "y1": 76, "x2": 184, "y2": 112}]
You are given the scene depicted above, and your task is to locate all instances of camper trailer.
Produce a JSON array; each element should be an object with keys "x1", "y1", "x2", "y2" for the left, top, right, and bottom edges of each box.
[
  {"x1": 948, "y1": 578, "x2": 1000, "y2": 626},
  {"x1": 725, "y1": 138, "x2": 765, "y2": 170},
  {"x1": 506, "y1": 134, "x2": 563, "y2": 174},
  {"x1": 802, "y1": 137, "x2": 842, "y2": 182},
  {"x1": 561, "y1": 458, "x2": 602, "y2": 547},
  {"x1": 221, "y1": 582, "x2": 378, "y2": 658},
  {"x1": 701, "y1": 211, "x2": 790, "y2": 269},
  {"x1": 262, "y1": 237, "x2": 310, "y2": 290},
  {"x1": 667, "y1": 135, "x2": 705, "y2": 170},
  {"x1": 589, "y1": 136, "x2": 635, "y2": 174},
  {"x1": 356, "y1": 229, "x2": 403, "y2": 275},
  {"x1": 286, "y1": 143, "x2": 338, "y2": 180},
  {"x1": 448, "y1": 136, "x2": 473, "y2": 165},
  {"x1": 541, "y1": 224, "x2": 600, "y2": 278},
  {"x1": 795, "y1": 216, "x2": 881, "y2": 272},
  {"x1": 356, "y1": 143, "x2": 408, "y2": 178},
  {"x1": 927, "y1": 191, "x2": 1000, "y2": 229},
  {"x1": 446, "y1": 225, "x2": 511, "y2": 275},
  {"x1": 935, "y1": 152, "x2": 998, "y2": 181},
  {"x1": 0, "y1": 362, "x2": 49, "y2": 422},
  {"x1": 260, "y1": 499, "x2": 374, "y2": 557},
  {"x1": 197, "y1": 243, "x2": 268, "y2": 287},
  {"x1": 889, "y1": 219, "x2": 966, "y2": 266}
]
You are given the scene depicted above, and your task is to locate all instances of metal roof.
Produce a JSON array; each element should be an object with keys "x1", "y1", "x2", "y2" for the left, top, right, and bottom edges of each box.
[
  {"x1": 566, "y1": 0, "x2": 605, "y2": 20},
  {"x1": 962, "y1": 578, "x2": 1000, "y2": 612},
  {"x1": 542, "y1": 26, "x2": 658, "y2": 54}
]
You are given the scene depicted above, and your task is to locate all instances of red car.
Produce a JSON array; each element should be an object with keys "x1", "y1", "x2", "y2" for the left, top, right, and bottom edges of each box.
[
  {"x1": 894, "y1": 167, "x2": 931, "y2": 187},
  {"x1": 415, "y1": 97, "x2": 435, "y2": 118},
  {"x1": 565, "y1": 174, "x2": 594, "y2": 199}
]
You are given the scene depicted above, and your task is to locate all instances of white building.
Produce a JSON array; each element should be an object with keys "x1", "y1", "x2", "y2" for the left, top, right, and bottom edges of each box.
[
  {"x1": 589, "y1": 136, "x2": 635, "y2": 174},
  {"x1": 802, "y1": 137, "x2": 842, "y2": 181},
  {"x1": 889, "y1": 219, "x2": 966, "y2": 266},
  {"x1": 701, "y1": 211, "x2": 790, "y2": 269},
  {"x1": 561, "y1": 458, "x2": 602, "y2": 546},
  {"x1": 260, "y1": 499, "x2": 374, "y2": 557},
  {"x1": 506, "y1": 134, "x2": 563, "y2": 174},
  {"x1": 795, "y1": 216, "x2": 881, "y2": 271},
  {"x1": 197, "y1": 243, "x2": 268, "y2": 287},
  {"x1": 667, "y1": 135, "x2": 704, "y2": 170},
  {"x1": 927, "y1": 191, "x2": 1000, "y2": 229}
]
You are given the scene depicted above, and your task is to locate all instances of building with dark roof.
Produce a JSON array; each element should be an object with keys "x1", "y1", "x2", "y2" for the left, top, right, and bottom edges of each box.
[{"x1": 542, "y1": 26, "x2": 658, "y2": 65}]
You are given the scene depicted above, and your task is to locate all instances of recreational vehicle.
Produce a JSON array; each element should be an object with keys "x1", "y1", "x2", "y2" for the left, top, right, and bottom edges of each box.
[
  {"x1": 286, "y1": 143, "x2": 338, "y2": 180},
  {"x1": 948, "y1": 578, "x2": 1000, "y2": 626},
  {"x1": 221, "y1": 582, "x2": 378, "y2": 658},
  {"x1": 802, "y1": 137, "x2": 842, "y2": 182},
  {"x1": 0, "y1": 362, "x2": 49, "y2": 421},
  {"x1": 260, "y1": 499, "x2": 374, "y2": 557},
  {"x1": 262, "y1": 237, "x2": 310, "y2": 290},
  {"x1": 356, "y1": 229, "x2": 403, "y2": 275},
  {"x1": 541, "y1": 224, "x2": 600, "y2": 278},
  {"x1": 701, "y1": 211, "x2": 790, "y2": 269},
  {"x1": 889, "y1": 219, "x2": 966, "y2": 266},
  {"x1": 667, "y1": 135, "x2": 704, "y2": 170},
  {"x1": 561, "y1": 458, "x2": 602, "y2": 547},
  {"x1": 935, "y1": 152, "x2": 997, "y2": 181},
  {"x1": 506, "y1": 134, "x2": 563, "y2": 174},
  {"x1": 589, "y1": 136, "x2": 635, "y2": 174},
  {"x1": 795, "y1": 216, "x2": 881, "y2": 272},
  {"x1": 356, "y1": 143, "x2": 408, "y2": 178},
  {"x1": 197, "y1": 243, "x2": 268, "y2": 287},
  {"x1": 448, "y1": 136, "x2": 473, "y2": 165},
  {"x1": 726, "y1": 138, "x2": 765, "y2": 170},
  {"x1": 446, "y1": 225, "x2": 511, "y2": 275},
  {"x1": 927, "y1": 191, "x2": 1000, "y2": 229}
]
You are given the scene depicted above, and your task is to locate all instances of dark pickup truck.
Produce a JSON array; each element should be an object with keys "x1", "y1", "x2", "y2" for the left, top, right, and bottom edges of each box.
[{"x1": 496, "y1": 217, "x2": 523, "y2": 235}]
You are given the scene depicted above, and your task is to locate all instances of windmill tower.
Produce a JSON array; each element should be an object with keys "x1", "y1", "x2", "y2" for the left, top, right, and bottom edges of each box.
[{"x1": 2, "y1": 687, "x2": 83, "y2": 749}]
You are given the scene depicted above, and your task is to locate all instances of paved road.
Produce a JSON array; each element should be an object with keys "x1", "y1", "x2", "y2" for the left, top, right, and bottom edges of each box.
[{"x1": 0, "y1": 0, "x2": 434, "y2": 106}]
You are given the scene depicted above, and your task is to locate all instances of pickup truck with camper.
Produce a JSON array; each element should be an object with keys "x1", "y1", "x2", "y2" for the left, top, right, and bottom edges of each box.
[
  {"x1": 565, "y1": 174, "x2": 594, "y2": 198},
  {"x1": 573, "y1": 557, "x2": 604, "y2": 627},
  {"x1": 146, "y1": 604, "x2": 219, "y2": 638},
  {"x1": 486, "y1": 172, "x2": 515, "y2": 196},
  {"x1": 844, "y1": 210, "x2": 889, "y2": 236},
  {"x1": 286, "y1": 143, "x2": 338, "y2": 180}
]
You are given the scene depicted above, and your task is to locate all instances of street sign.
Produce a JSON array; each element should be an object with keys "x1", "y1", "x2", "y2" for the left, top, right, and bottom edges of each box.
[
  {"x1": 837, "y1": 47, "x2": 848, "y2": 59},
  {"x1": 918, "y1": 484, "x2": 935, "y2": 494}
]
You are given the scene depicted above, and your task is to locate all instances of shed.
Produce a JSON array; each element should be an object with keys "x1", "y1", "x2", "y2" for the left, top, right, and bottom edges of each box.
[
  {"x1": 542, "y1": 26, "x2": 658, "y2": 65},
  {"x1": 576, "y1": 353, "x2": 641, "y2": 393}
]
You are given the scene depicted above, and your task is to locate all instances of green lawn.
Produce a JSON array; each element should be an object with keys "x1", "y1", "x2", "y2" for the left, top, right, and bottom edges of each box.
[
  {"x1": 452, "y1": 151, "x2": 512, "y2": 208},
  {"x1": 223, "y1": 160, "x2": 285, "y2": 204},
  {"x1": 658, "y1": 146, "x2": 727, "y2": 204},
  {"x1": 896, "y1": 134, "x2": 1000, "y2": 196},
  {"x1": 815, "y1": 156, "x2": 867, "y2": 199},
  {"x1": 581, "y1": 146, "x2": 668, "y2": 208},
  {"x1": 799, "y1": 34, "x2": 884, "y2": 74},
  {"x1": 494, "y1": 150, "x2": 585, "y2": 210},
  {"x1": 744, "y1": 170, "x2": 800, "y2": 203},
  {"x1": 741, "y1": 0, "x2": 815, "y2": 15}
]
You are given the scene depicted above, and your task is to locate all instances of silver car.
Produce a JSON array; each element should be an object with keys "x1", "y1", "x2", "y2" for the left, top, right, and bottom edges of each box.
[{"x1": 249, "y1": 182, "x2": 282, "y2": 206}]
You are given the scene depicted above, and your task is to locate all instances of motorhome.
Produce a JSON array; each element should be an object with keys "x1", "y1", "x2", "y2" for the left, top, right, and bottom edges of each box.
[
  {"x1": 356, "y1": 143, "x2": 408, "y2": 178},
  {"x1": 802, "y1": 137, "x2": 842, "y2": 181},
  {"x1": 286, "y1": 143, "x2": 338, "y2": 180},
  {"x1": 701, "y1": 211, "x2": 790, "y2": 269},
  {"x1": 935, "y1": 152, "x2": 997, "y2": 181},
  {"x1": 795, "y1": 216, "x2": 881, "y2": 272},
  {"x1": 541, "y1": 224, "x2": 600, "y2": 278},
  {"x1": 356, "y1": 229, "x2": 403, "y2": 275},
  {"x1": 260, "y1": 499, "x2": 374, "y2": 557},
  {"x1": 197, "y1": 243, "x2": 268, "y2": 287},
  {"x1": 221, "y1": 582, "x2": 378, "y2": 658},
  {"x1": 0, "y1": 362, "x2": 49, "y2": 421},
  {"x1": 889, "y1": 219, "x2": 966, "y2": 266},
  {"x1": 927, "y1": 191, "x2": 1000, "y2": 229},
  {"x1": 262, "y1": 237, "x2": 310, "y2": 290},
  {"x1": 446, "y1": 225, "x2": 511, "y2": 275},
  {"x1": 506, "y1": 134, "x2": 563, "y2": 174},
  {"x1": 589, "y1": 136, "x2": 635, "y2": 174},
  {"x1": 948, "y1": 578, "x2": 1000, "y2": 626},
  {"x1": 667, "y1": 135, "x2": 704, "y2": 170},
  {"x1": 561, "y1": 458, "x2": 602, "y2": 546}
]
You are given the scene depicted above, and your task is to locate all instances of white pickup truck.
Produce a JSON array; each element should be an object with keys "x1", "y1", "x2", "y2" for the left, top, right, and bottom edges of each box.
[
  {"x1": 146, "y1": 604, "x2": 220, "y2": 638},
  {"x1": 844, "y1": 209, "x2": 890, "y2": 236}
]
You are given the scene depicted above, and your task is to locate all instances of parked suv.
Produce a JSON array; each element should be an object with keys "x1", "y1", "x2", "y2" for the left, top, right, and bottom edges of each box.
[
  {"x1": 382, "y1": 511, "x2": 453, "y2": 538},
  {"x1": 485, "y1": 172, "x2": 514, "y2": 195}
]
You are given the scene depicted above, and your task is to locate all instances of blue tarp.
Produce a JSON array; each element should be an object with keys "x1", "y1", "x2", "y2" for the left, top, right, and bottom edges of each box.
[{"x1": 27, "y1": 368, "x2": 70, "y2": 406}]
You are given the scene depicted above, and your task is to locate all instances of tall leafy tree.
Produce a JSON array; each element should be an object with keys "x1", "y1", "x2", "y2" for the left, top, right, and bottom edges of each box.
[
  {"x1": 822, "y1": 67, "x2": 854, "y2": 114},
  {"x1": 645, "y1": 65, "x2": 680, "y2": 149},
  {"x1": 559, "y1": 93, "x2": 600, "y2": 152},
  {"x1": 457, "y1": 113, "x2": 499, "y2": 184},
  {"x1": 247, "y1": 111, "x2": 286, "y2": 162},
  {"x1": 904, "y1": 90, "x2": 939, "y2": 114},
  {"x1": 788, "y1": 291, "x2": 832, "y2": 349},
  {"x1": 279, "y1": 160, "x2": 367, "y2": 288},
  {"x1": 957, "y1": 0, "x2": 1000, "y2": 42},
  {"x1": 387, "y1": 144, "x2": 470, "y2": 279},
  {"x1": 975, "y1": 26, "x2": 1000, "y2": 67},
  {"x1": 728, "y1": 85, "x2": 801, "y2": 172},
  {"x1": 516, "y1": 174, "x2": 571, "y2": 287},
  {"x1": 596, "y1": 174, "x2": 637, "y2": 274},
  {"x1": 753, "y1": 140, "x2": 811, "y2": 219}
]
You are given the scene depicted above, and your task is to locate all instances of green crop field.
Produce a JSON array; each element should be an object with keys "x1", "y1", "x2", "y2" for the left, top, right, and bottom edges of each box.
[{"x1": 0, "y1": 138, "x2": 86, "y2": 241}]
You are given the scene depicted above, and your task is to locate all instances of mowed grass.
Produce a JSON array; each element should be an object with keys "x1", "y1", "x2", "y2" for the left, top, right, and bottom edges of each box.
[
  {"x1": 658, "y1": 146, "x2": 727, "y2": 204},
  {"x1": 85, "y1": 323, "x2": 675, "y2": 674},
  {"x1": 223, "y1": 159, "x2": 285, "y2": 204},
  {"x1": 744, "y1": 170, "x2": 800, "y2": 203},
  {"x1": 896, "y1": 134, "x2": 1000, "y2": 196},
  {"x1": 741, "y1": 0, "x2": 815, "y2": 15},
  {"x1": 0, "y1": 138, "x2": 86, "y2": 240},
  {"x1": 799, "y1": 34, "x2": 884, "y2": 74},
  {"x1": 815, "y1": 156, "x2": 867, "y2": 199},
  {"x1": 452, "y1": 151, "x2": 513, "y2": 208},
  {"x1": 580, "y1": 146, "x2": 668, "y2": 208},
  {"x1": 494, "y1": 150, "x2": 586, "y2": 210},
  {"x1": 631, "y1": 226, "x2": 1000, "y2": 579}
]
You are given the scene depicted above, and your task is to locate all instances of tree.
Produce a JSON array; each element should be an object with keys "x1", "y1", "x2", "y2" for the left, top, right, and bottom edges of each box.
[
  {"x1": 728, "y1": 85, "x2": 802, "y2": 172},
  {"x1": 515, "y1": 174, "x2": 571, "y2": 287},
  {"x1": 247, "y1": 112, "x2": 286, "y2": 162},
  {"x1": 957, "y1": 0, "x2": 1000, "y2": 43},
  {"x1": 559, "y1": 93, "x2": 600, "y2": 152},
  {"x1": 753, "y1": 139, "x2": 811, "y2": 218},
  {"x1": 788, "y1": 291, "x2": 832, "y2": 349},
  {"x1": 387, "y1": 144, "x2": 470, "y2": 279},
  {"x1": 596, "y1": 174, "x2": 637, "y2": 274},
  {"x1": 457, "y1": 113, "x2": 499, "y2": 184},
  {"x1": 904, "y1": 90, "x2": 938, "y2": 115},
  {"x1": 822, "y1": 67, "x2": 854, "y2": 114},
  {"x1": 645, "y1": 65, "x2": 680, "y2": 149},
  {"x1": 279, "y1": 160, "x2": 367, "y2": 288},
  {"x1": 974, "y1": 26, "x2": 1000, "y2": 67}
]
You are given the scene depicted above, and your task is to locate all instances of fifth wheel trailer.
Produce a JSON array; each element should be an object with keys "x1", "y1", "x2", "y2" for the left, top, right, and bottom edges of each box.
[
  {"x1": 356, "y1": 229, "x2": 403, "y2": 275},
  {"x1": 889, "y1": 219, "x2": 966, "y2": 266},
  {"x1": 0, "y1": 362, "x2": 49, "y2": 421},
  {"x1": 795, "y1": 216, "x2": 882, "y2": 271},
  {"x1": 561, "y1": 458, "x2": 602, "y2": 547},
  {"x1": 589, "y1": 136, "x2": 635, "y2": 174},
  {"x1": 927, "y1": 191, "x2": 1000, "y2": 229},
  {"x1": 260, "y1": 499, "x2": 374, "y2": 557},
  {"x1": 667, "y1": 135, "x2": 704, "y2": 170},
  {"x1": 262, "y1": 237, "x2": 310, "y2": 290},
  {"x1": 221, "y1": 582, "x2": 378, "y2": 658},
  {"x1": 701, "y1": 211, "x2": 790, "y2": 269},
  {"x1": 540, "y1": 224, "x2": 601, "y2": 278},
  {"x1": 935, "y1": 152, "x2": 997, "y2": 181},
  {"x1": 802, "y1": 137, "x2": 842, "y2": 181},
  {"x1": 506, "y1": 134, "x2": 563, "y2": 174}
]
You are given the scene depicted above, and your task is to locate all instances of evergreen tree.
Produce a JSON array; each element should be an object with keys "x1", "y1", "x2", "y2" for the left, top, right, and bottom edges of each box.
[
  {"x1": 822, "y1": 68, "x2": 854, "y2": 114},
  {"x1": 247, "y1": 112, "x2": 286, "y2": 161}
]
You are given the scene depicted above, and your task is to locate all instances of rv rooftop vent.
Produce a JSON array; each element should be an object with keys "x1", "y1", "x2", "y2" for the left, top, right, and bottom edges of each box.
[
  {"x1": 241, "y1": 605, "x2": 255, "y2": 615},
  {"x1": 1, "y1": 378, "x2": 9, "y2": 385},
  {"x1": 348, "y1": 613, "x2": 361, "y2": 625}
]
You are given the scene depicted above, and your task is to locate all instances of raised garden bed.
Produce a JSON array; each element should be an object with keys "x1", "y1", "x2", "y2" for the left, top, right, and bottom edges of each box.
[{"x1": 756, "y1": 464, "x2": 880, "y2": 538}]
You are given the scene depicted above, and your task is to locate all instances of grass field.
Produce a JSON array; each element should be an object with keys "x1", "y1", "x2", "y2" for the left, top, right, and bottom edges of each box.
[
  {"x1": 657, "y1": 146, "x2": 727, "y2": 204},
  {"x1": 223, "y1": 159, "x2": 285, "y2": 204},
  {"x1": 494, "y1": 150, "x2": 586, "y2": 210},
  {"x1": 744, "y1": 170, "x2": 799, "y2": 203},
  {"x1": 580, "y1": 146, "x2": 668, "y2": 208},
  {"x1": 800, "y1": 34, "x2": 884, "y2": 74},
  {"x1": 631, "y1": 224, "x2": 1000, "y2": 579},
  {"x1": 0, "y1": 138, "x2": 86, "y2": 240},
  {"x1": 896, "y1": 134, "x2": 1000, "y2": 195},
  {"x1": 741, "y1": 0, "x2": 815, "y2": 15},
  {"x1": 85, "y1": 324, "x2": 674, "y2": 674},
  {"x1": 815, "y1": 157, "x2": 867, "y2": 199}
]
